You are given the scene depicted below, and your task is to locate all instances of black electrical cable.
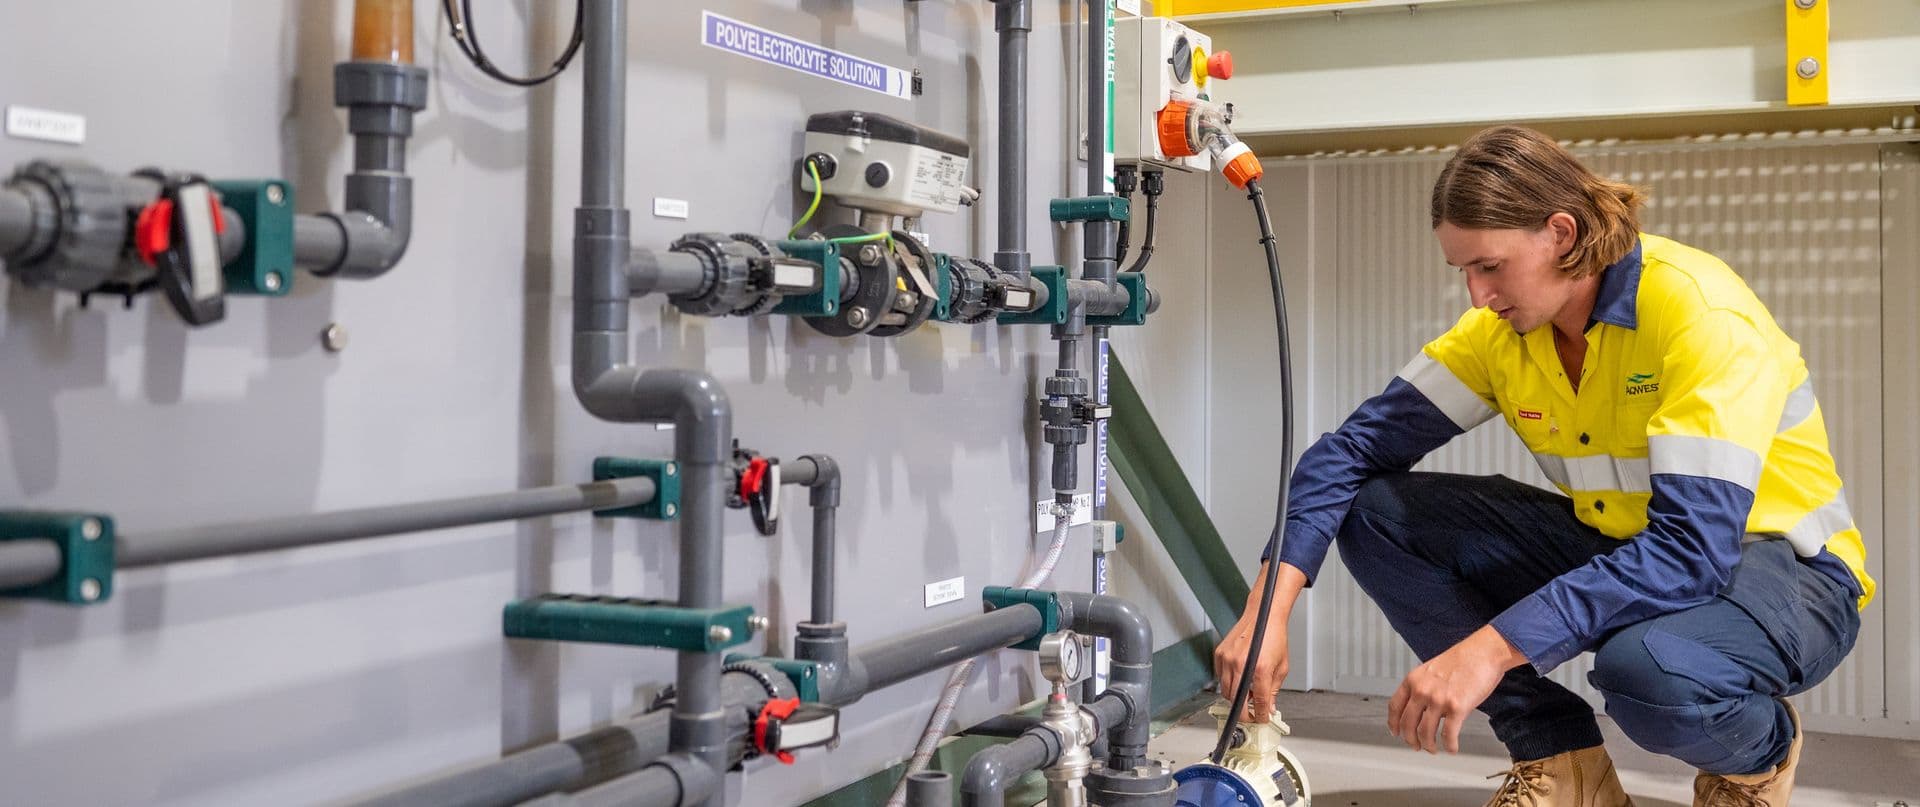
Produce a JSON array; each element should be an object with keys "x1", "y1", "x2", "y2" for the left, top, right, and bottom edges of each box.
[
  {"x1": 1115, "y1": 165, "x2": 1138, "y2": 267},
  {"x1": 1125, "y1": 170, "x2": 1163, "y2": 273},
  {"x1": 1210, "y1": 176, "x2": 1295, "y2": 765},
  {"x1": 442, "y1": 0, "x2": 585, "y2": 87}
]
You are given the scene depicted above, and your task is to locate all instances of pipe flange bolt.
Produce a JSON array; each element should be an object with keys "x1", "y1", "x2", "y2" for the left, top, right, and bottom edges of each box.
[{"x1": 5, "y1": 160, "x2": 129, "y2": 292}]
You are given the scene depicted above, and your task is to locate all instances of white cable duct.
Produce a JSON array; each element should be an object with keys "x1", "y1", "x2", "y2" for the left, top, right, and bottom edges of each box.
[{"x1": 885, "y1": 499, "x2": 1077, "y2": 807}]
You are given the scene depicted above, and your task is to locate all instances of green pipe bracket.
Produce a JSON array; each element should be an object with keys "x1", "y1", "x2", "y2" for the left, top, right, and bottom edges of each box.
[
  {"x1": 1049, "y1": 195, "x2": 1130, "y2": 223},
  {"x1": 981, "y1": 586, "x2": 1061, "y2": 651},
  {"x1": 727, "y1": 654, "x2": 824, "y2": 702},
  {"x1": 0, "y1": 510, "x2": 115, "y2": 604},
  {"x1": 504, "y1": 594, "x2": 756, "y2": 653},
  {"x1": 929, "y1": 251, "x2": 953, "y2": 322},
  {"x1": 592, "y1": 457, "x2": 679, "y2": 520},
  {"x1": 1086, "y1": 272, "x2": 1150, "y2": 328},
  {"x1": 772, "y1": 239, "x2": 842, "y2": 318},
  {"x1": 996, "y1": 266, "x2": 1068, "y2": 326},
  {"x1": 211, "y1": 179, "x2": 295, "y2": 296}
]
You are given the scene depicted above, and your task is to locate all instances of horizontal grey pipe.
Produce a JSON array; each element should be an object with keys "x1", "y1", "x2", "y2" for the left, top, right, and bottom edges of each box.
[
  {"x1": 294, "y1": 213, "x2": 348, "y2": 267},
  {"x1": 626, "y1": 248, "x2": 709, "y2": 298},
  {"x1": 0, "y1": 540, "x2": 62, "y2": 591},
  {"x1": 964, "y1": 713, "x2": 1044, "y2": 738},
  {"x1": 116, "y1": 477, "x2": 656, "y2": 570},
  {"x1": 961, "y1": 729, "x2": 1059, "y2": 807},
  {"x1": 358, "y1": 605, "x2": 1044, "y2": 806},
  {"x1": 1064, "y1": 278, "x2": 1131, "y2": 317},
  {"x1": 547, "y1": 752, "x2": 717, "y2": 807},
  {"x1": 855, "y1": 602, "x2": 1044, "y2": 694}
]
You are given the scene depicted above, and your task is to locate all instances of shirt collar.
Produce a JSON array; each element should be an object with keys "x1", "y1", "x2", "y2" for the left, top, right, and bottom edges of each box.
[{"x1": 1588, "y1": 237, "x2": 1644, "y2": 331}]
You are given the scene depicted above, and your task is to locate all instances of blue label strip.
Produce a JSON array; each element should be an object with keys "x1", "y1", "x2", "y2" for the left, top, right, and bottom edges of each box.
[{"x1": 702, "y1": 11, "x2": 911, "y2": 100}]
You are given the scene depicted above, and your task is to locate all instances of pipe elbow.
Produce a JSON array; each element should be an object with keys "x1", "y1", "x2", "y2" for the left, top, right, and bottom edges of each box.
[
  {"x1": 798, "y1": 453, "x2": 841, "y2": 507},
  {"x1": 1064, "y1": 593, "x2": 1152, "y2": 664}
]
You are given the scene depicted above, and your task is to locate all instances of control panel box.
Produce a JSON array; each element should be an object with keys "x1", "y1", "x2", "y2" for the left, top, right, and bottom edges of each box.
[
  {"x1": 801, "y1": 111, "x2": 970, "y2": 218},
  {"x1": 1115, "y1": 16, "x2": 1231, "y2": 172}
]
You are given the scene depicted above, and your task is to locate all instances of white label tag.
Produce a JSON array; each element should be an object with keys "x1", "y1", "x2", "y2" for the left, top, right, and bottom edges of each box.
[
  {"x1": 925, "y1": 576, "x2": 965, "y2": 608},
  {"x1": 652, "y1": 197, "x2": 691, "y2": 219},
  {"x1": 773, "y1": 261, "x2": 816, "y2": 289},
  {"x1": 1035, "y1": 494, "x2": 1095, "y2": 532},
  {"x1": 6, "y1": 105, "x2": 85, "y2": 145}
]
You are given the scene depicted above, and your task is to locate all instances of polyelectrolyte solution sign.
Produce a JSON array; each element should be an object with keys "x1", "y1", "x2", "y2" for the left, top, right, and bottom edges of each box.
[{"x1": 702, "y1": 11, "x2": 912, "y2": 100}]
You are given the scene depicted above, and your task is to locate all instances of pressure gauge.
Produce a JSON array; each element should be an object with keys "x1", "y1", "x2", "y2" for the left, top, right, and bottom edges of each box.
[{"x1": 1038, "y1": 631, "x2": 1084, "y2": 685}]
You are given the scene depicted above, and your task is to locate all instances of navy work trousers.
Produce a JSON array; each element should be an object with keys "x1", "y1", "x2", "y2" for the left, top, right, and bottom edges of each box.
[{"x1": 1334, "y1": 472, "x2": 1860, "y2": 775}]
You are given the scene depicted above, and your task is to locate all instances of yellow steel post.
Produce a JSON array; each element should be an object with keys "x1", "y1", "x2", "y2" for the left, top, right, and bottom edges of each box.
[{"x1": 1786, "y1": 0, "x2": 1830, "y2": 106}]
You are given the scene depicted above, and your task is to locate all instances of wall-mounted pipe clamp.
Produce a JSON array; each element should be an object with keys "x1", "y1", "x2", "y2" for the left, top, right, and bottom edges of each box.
[
  {"x1": 211, "y1": 180, "x2": 295, "y2": 296},
  {"x1": 1086, "y1": 272, "x2": 1150, "y2": 328},
  {"x1": 592, "y1": 456, "x2": 681, "y2": 520},
  {"x1": 0, "y1": 510, "x2": 116, "y2": 604},
  {"x1": 771, "y1": 239, "x2": 843, "y2": 318},
  {"x1": 982, "y1": 586, "x2": 1063, "y2": 651},
  {"x1": 726, "y1": 654, "x2": 825, "y2": 703},
  {"x1": 996, "y1": 265, "x2": 1068, "y2": 325},
  {"x1": 503, "y1": 594, "x2": 757, "y2": 653}
]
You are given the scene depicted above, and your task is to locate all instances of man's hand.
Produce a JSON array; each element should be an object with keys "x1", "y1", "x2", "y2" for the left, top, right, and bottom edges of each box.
[
  {"x1": 1388, "y1": 625, "x2": 1527, "y2": 754},
  {"x1": 1214, "y1": 561, "x2": 1308, "y2": 723}
]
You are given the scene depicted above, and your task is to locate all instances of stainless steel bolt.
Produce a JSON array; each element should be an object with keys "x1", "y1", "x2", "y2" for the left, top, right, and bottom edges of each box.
[
  {"x1": 1794, "y1": 0, "x2": 1817, "y2": 8},
  {"x1": 263, "y1": 273, "x2": 284, "y2": 292},
  {"x1": 322, "y1": 323, "x2": 349, "y2": 352},
  {"x1": 1797, "y1": 57, "x2": 1821, "y2": 79},
  {"x1": 80, "y1": 519, "x2": 102, "y2": 541},
  {"x1": 79, "y1": 578, "x2": 101, "y2": 602},
  {"x1": 664, "y1": 503, "x2": 678, "y2": 517},
  {"x1": 266, "y1": 184, "x2": 286, "y2": 205},
  {"x1": 665, "y1": 463, "x2": 677, "y2": 477},
  {"x1": 858, "y1": 244, "x2": 884, "y2": 264},
  {"x1": 847, "y1": 306, "x2": 871, "y2": 328},
  {"x1": 748, "y1": 615, "x2": 771, "y2": 633},
  {"x1": 709, "y1": 625, "x2": 733, "y2": 643}
]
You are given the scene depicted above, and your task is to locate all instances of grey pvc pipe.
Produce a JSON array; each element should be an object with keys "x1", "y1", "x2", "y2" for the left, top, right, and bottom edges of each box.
[
  {"x1": 626, "y1": 248, "x2": 710, "y2": 298},
  {"x1": 855, "y1": 602, "x2": 1044, "y2": 694},
  {"x1": 960, "y1": 730, "x2": 1058, "y2": 807},
  {"x1": 0, "y1": 185, "x2": 34, "y2": 256},
  {"x1": 906, "y1": 771, "x2": 954, "y2": 807},
  {"x1": 808, "y1": 502, "x2": 836, "y2": 625},
  {"x1": 1082, "y1": 0, "x2": 1117, "y2": 291},
  {"x1": 0, "y1": 540, "x2": 62, "y2": 591},
  {"x1": 993, "y1": 0, "x2": 1032, "y2": 282},
  {"x1": 116, "y1": 477, "x2": 655, "y2": 570}
]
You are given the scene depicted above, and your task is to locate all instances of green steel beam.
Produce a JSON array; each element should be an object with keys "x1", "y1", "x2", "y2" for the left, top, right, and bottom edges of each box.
[{"x1": 1107, "y1": 355, "x2": 1251, "y2": 636}]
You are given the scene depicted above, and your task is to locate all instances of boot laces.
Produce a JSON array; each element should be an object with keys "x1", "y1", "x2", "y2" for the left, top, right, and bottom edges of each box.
[
  {"x1": 1486, "y1": 759, "x2": 1551, "y2": 806},
  {"x1": 1702, "y1": 778, "x2": 1771, "y2": 807}
]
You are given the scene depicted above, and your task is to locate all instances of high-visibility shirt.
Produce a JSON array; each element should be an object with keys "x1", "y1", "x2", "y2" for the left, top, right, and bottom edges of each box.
[{"x1": 1272, "y1": 233, "x2": 1874, "y2": 673}]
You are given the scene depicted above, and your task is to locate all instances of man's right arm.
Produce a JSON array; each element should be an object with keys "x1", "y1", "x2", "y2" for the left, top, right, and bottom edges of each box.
[{"x1": 1268, "y1": 345, "x2": 1500, "y2": 584}]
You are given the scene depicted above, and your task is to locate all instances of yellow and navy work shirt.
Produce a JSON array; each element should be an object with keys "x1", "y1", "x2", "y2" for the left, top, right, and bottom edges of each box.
[{"x1": 1272, "y1": 233, "x2": 1875, "y2": 673}]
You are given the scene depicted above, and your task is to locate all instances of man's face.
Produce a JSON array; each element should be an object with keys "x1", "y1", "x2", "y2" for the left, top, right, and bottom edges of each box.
[{"x1": 1435, "y1": 217, "x2": 1577, "y2": 335}]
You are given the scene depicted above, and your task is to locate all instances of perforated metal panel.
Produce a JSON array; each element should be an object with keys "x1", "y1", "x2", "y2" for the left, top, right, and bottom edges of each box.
[{"x1": 1307, "y1": 142, "x2": 1897, "y2": 736}]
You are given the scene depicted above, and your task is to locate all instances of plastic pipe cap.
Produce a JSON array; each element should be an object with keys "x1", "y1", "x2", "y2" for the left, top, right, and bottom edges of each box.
[{"x1": 1209, "y1": 51, "x2": 1234, "y2": 80}]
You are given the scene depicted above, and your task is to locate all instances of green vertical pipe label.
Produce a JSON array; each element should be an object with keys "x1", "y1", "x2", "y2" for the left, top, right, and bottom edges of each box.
[{"x1": 1104, "y1": 0, "x2": 1117, "y2": 193}]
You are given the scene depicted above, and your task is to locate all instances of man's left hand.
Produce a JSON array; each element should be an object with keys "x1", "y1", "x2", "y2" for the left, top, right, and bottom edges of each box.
[{"x1": 1388, "y1": 625, "x2": 1527, "y2": 754}]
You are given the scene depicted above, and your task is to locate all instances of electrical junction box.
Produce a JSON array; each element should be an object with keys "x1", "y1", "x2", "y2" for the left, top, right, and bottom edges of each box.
[
  {"x1": 802, "y1": 110, "x2": 970, "y2": 218},
  {"x1": 1115, "y1": 16, "x2": 1229, "y2": 172}
]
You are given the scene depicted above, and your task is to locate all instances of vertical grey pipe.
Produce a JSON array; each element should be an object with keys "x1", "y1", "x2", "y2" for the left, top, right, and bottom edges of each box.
[
  {"x1": 906, "y1": 771, "x2": 954, "y2": 807},
  {"x1": 1059, "y1": 592, "x2": 1153, "y2": 771},
  {"x1": 810, "y1": 502, "x2": 836, "y2": 625},
  {"x1": 1082, "y1": 0, "x2": 1117, "y2": 290},
  {"x1": 993, "y1": 0, "x2": 1032, "y2": 281}
]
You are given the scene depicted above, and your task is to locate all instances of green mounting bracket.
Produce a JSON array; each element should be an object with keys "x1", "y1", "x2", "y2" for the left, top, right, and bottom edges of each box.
[
  {"x1": 211, "y1": 179, "x2": 295, "y2": 297},
  {"x1": 0, "y1": 510, "x2": 116, "y2": 605},
  {"x1": 505, "y1": 594, "x2": 755, "y2": 653},
  {"x1": 593, "y1": 457, "x2": 680, "y2": 520},
  {"x1": 1049, "y1": 195, "x2": 1130, "y2": 223},
  {"x1": 996, "y1": 266, "x2": 1068, "y2": 326},
  {"x1": 1087, "y1": 272, "x2": 1150, "y2": 328},
  {"x1": 773, "y1": 239, "x2": 842, "y2": 318},
  {"x1": 930, "y1": 251, "x2": 953, "y2": 322},
  {"x1": 727, "y1": 654, "x2": 824, "y2": 702},
  {"x1": 981, "y1": 586, "x2": 1061, "y2": 651}
]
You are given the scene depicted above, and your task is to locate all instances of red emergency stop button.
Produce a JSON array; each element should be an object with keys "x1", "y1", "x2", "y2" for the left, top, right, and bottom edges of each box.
[{"x1": 1209, "y1": 50, "x2": 1234, "y2": 80}]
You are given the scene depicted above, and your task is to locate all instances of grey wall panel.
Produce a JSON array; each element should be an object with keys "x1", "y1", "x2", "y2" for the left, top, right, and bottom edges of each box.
[{"x1": 0, "y1": 1, "x2": 1190, "y2": 804}]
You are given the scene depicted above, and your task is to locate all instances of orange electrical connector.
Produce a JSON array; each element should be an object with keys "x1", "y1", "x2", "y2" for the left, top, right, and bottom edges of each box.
[
  {"x1": 1157, "y1": 100, "x2": 1198, "y2": 158},
  {"x1": 1221, "y1": 142, "x2": 1264, "y2": 189}
]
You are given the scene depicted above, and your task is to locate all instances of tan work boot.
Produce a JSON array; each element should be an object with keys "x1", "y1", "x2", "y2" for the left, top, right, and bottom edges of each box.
[
  {"x1": 1483, "y1": 745, "x2": 1633, "y2": 807},
  {"x1": 1693, "y1": 701, "x2": 1802, "y2": 806}
]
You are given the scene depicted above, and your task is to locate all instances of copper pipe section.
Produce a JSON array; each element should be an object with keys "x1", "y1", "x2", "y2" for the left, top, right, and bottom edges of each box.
[{"x1": 350, "y1": 0, "x2": 415, "y2": 64}]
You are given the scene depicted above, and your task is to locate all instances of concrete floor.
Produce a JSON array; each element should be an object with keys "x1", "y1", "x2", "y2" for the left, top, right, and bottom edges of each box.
[{"x1": 1147, "y1": 691, "x2": 1920, "y2": 806}]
